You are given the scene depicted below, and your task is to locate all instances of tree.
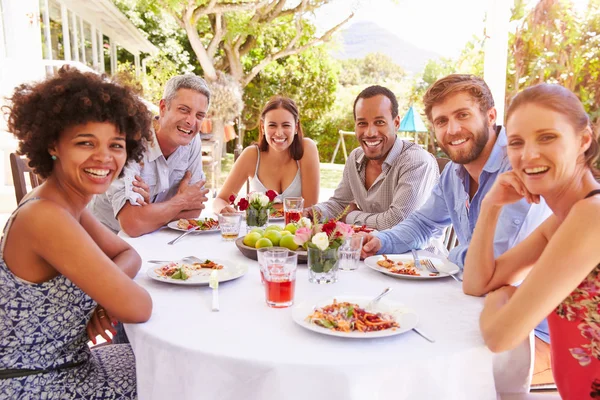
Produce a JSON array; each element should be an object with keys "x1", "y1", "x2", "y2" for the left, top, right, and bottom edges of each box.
[
  {"x1": 114, "y1": 0, "x2": 198, "y2": 103},
  {"x1": 122, "y1": 0, "x2": 354, "y2": 160},
  {"x1": 151, "y1": 0, "x2": 354, "y2": 88},
  {"x1": 338, "y1": 52, "x2": 406, "y2": 86},
  {"x1": 507, "y1": 0, "x2": 600, "y2": 126},
  {"x1": 242, "y1": 44, "x2": 338, "y2": 132},
  {"x1": 113, "y1": 0, "x2": 349, "y2": 161}
]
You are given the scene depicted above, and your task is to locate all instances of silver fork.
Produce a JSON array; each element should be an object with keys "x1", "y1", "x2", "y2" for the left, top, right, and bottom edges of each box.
[
  {"x1": 167, "y1": 227, "x2": 200, "y2": 245},
  {"x1": 423, "y1": 259, "x2": 462, "y2": 282}
]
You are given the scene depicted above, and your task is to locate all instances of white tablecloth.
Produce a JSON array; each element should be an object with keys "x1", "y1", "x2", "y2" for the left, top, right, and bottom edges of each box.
[{"x1": 121, "y1": 224, "x2": 531, "y2": 400}]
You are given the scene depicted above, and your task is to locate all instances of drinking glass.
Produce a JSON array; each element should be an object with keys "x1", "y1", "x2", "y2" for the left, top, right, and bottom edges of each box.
[
  {"x1": 261, "y1": 249, "x2": 298, "y2": 308},
  {"x1": 337, "y1": 234, "x2": 364, "y2": 271},
  {"x1": 257, "y1": 247, "x2": 288, "y2": 283},
  {"x1": 217, "y1": 213, "x2": 243, "y2": 241},
  {"x1": 283, "y1": 197, "x2": 304, "y2": 225}
]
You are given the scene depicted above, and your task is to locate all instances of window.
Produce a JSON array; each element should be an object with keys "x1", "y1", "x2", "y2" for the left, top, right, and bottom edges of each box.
[
  {"x1": 103, "y1": 35, "x2": 111, "y2": 74},
  {"x1": 83, "y1": 21, "x2": 93, "y2": 68},
  {"x1": 68, "y1": 10, "x2": 78, "y2": 62},
  {"x1": 39, "y1": 0, "x2": 64, "y2": 60}
]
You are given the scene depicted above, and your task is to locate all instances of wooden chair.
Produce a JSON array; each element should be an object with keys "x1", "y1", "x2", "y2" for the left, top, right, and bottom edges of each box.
[
  {"x1": 433, "y1": 157, "x2": 458, "y2": 251},
  {"x1": 10, "y1": 153, "x2": 43, "y2": 204},
  {"x1": 443, "y1": 226, "x2": 459, "y2": 251},
  {"x1": 233, "y1": 147, "x2": 249, "y2": 195},
  {"x1": 201, "y1": 139, "x2": 219, "y2": 195}
]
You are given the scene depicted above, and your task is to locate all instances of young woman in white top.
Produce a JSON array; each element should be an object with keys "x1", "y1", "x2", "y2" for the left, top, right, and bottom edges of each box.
[{"x1": 213, "y1": 96, "x2": 320, "y2": 213}]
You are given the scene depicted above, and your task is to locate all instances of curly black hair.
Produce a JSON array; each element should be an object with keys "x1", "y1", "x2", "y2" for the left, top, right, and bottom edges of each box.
[{"x1": 4, "y1": 66, "x2": 152, "y2": 178}]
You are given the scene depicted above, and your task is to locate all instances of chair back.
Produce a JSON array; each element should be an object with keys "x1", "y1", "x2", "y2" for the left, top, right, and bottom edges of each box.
[
  {"x1": 10, "y1": 153, "x2": 43, "y2": 204},
  {"x1": 233, "y1": 147, "x2": 250, "y2": 195},
  {"x1": 443, "y1": 226, "x2": 459, "y2": 251},
  {"x1": 436, "y1": 157, "x2": 451, "y2": 174}
]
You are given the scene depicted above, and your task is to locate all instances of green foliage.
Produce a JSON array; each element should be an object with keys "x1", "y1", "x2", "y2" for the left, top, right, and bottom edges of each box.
[
  {"x1": 507, "y1": 0, "x2": 600, "y2": 126},
  {"x1": 408, "y1": 35, "x2": 485, "y2": 108},
  {"x1": 112, "y1": 0, "x2": 340, "y2": 136},
  {"x1": 338, "y1": 53, "x2": 406, "y2": 86},
  {"x1": 114, "y1": 62, "x2": 144, "y2": 95},
  {"x1": 112, "y1": 0, "x2": 198, "y2": 104},
  {"x1": 243, "y1": 44, "x2": 338, "y2": 133}
]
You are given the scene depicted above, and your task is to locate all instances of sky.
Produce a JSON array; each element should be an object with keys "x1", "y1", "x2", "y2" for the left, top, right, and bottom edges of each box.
[{"x1": 315, "y1": 0, "x2": 591, "y2": 58}]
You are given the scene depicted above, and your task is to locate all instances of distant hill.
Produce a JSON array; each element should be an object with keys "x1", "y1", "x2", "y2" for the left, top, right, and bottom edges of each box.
[{"x1": 332, "y1": 20, "x2": 440, "y2": 75}]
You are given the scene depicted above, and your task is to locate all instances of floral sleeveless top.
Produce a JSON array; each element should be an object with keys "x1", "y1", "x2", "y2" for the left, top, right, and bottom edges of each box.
[{"x1": 547, "y1": 189, "x2": 600, "y2": 399}]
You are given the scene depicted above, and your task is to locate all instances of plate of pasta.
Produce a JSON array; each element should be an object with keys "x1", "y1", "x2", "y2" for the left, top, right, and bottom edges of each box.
[
  {"x1": 292, "y1": 296, "x2": 418, "y2": 338},
  {"x1": 269, "y1": 208, "x2": 284, "y2": 221},
  {"x1": 167, "y1": 218, "x2": 220, "y2": 233},
  {"x1": 364, "y1": 253, "x2": 459, "y2": 280},
  {"x1": 146, "y1": 259, "x2": 248, "y2": 286}
]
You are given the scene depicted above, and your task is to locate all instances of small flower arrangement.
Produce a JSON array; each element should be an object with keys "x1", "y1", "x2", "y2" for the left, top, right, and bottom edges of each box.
[
  {"x1": 293, "y1": 216, "x2": 353, "y2": 251},
  {"x1": 229, "y1": 190, "x2": 278, "y2": 228}
]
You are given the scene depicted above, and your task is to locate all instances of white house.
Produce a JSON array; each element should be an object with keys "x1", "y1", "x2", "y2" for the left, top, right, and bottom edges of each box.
[{"x1": 0, "y1": 0, "x2": 157, "y2": 211}]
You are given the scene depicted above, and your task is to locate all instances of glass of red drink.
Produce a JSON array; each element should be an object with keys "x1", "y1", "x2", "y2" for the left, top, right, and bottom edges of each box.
[
  {"x1": 283, "y1": 197, "x2": 304, "y2": 225},
  {"x1": 257, "y1": 247, "x2": 288, "y2": 283},
  {"x1": 261, "y1": 249, "x2": 298, "y2": 308}
]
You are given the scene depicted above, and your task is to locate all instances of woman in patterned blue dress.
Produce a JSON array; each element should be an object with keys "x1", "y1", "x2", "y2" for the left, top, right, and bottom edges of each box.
[{"x1": 0, "y1": 67, "x2": 153, "y2": 399}]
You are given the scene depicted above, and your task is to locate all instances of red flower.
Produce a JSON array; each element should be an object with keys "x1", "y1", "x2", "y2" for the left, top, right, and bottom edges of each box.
[
  {"x1": 322, "y1": 220, "x2": 337, "y2": 237},
  {"x1": 229, "y1": 194, "x2": 236, "y2": 204},
  {"x1": 265, "y1": 190, "x2": 278, "y2": 202},
  {"x1": 238, "y1": 198, "x2": 249, "y2": 211}
]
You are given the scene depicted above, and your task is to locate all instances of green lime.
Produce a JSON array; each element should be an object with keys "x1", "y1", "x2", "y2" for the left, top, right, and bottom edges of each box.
[
  {"x1": 280, "y1": 234, "x2": 299, "y2": 251},
  {"x1": 284, "y1": 223, "x2": 297, "y2": 234},
  {"x1": 280, "y1": 230, "x2": 292, "y2": 236},
  {"x1": 265, "y1": 225, "x2": 283, "y2": 232},
  {"x1": 263, "y1": 230, "x2": 282, "y2": 246},
  {"x1": 250, "y1": 228, "x2": 265, "y2": 236},
  {"x1": 255, "y1": 238, "x2": 274, "y2": 249},
  {"x1": 243, "y1": 232, "x2": 262, "y2": 247}
]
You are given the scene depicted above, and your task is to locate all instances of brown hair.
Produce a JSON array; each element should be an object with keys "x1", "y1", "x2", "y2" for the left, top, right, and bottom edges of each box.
[
  {"x1": 258, "y1": 96, "x2": 304, "y2": 160},
  {"x1": 423, "y1": 74, "x2": 495, "y2": 123},
  {"x1": 506, "y1": 83, "x2": 599, "y2": 173},
  {"x1": 5, "y1": 66, "x2": 152, "y2": 178}
]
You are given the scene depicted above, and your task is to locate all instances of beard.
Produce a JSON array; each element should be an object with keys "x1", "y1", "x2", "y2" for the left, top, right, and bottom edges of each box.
[{"x1": 439, "y1": 121, "x2": 490, "y2": 164}]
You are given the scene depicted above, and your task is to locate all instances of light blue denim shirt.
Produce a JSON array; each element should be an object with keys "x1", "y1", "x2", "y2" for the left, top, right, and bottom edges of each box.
[{"x1": 374, "y1": 127, "x2": 553, "y2": 342}]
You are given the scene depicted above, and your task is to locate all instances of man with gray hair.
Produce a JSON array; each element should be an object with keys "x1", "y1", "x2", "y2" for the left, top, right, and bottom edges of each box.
[{"x1": 90, "y1": 74, "x2": 211, "y2": 237}]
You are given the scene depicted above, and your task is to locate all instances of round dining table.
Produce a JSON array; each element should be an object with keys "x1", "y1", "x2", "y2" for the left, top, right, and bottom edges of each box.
[{"x1": 121, "y1": 220, "x2": 533, "y2": 400}]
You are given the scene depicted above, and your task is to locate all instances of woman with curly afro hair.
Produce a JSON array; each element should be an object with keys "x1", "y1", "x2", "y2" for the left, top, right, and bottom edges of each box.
[{"x1": 0, "y1": 67, "x2": 153, "y2": 399}]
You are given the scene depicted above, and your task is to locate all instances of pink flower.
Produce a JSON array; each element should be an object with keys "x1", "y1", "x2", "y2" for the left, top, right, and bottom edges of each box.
[
  {"x1": 294, "y1": 227, "x2": 312, "y2": 247},
  {"x1": 238, "y1": 198, "x2": 249, "y2": 211},
  {"x1": 336, "y1": 222, "x2": 354, "y2": 239},
  {"x1": 265, "y1": 190, "x2": 278, "y2": 202}
]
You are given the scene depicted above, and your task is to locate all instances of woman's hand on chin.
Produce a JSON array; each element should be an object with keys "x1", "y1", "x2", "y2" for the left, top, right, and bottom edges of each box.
[{"x1": 483, "y1": 171, "x2": 540, "y2": 207}]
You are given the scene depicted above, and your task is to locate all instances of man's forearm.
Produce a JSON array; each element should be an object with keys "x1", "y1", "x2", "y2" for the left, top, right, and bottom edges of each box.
[
  {"x1": 313, "y1": 200, "x2": 347, "y2": 221},
  {"x1": 118, "y1": 196, "x2": 188, "y2": 237},
  {"x1": 374, "y1": 229, "x2": 411, "y2": 254},
  {"x1": 176, "y1": 209, "x2": 203, "y2": 220}
]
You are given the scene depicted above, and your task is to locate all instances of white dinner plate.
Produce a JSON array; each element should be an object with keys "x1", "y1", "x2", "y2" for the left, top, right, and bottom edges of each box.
[
  {"x1": 364, "y1": 253, "x2": 460, "y2": 280},
  {"x1": 292, "y1": 295, "x2": 418, "y2": 339},
  {"x1": 166, "y1": 220, "x2": 220, "y2": 234},
  {"x1": 146, "y1": 259, "x2": 248, "y2": 286}
]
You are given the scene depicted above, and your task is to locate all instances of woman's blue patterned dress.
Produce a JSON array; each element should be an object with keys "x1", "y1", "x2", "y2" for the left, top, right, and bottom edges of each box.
[{"x1": 0, "y1": 199, "x2": 138, "y2": 399}]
